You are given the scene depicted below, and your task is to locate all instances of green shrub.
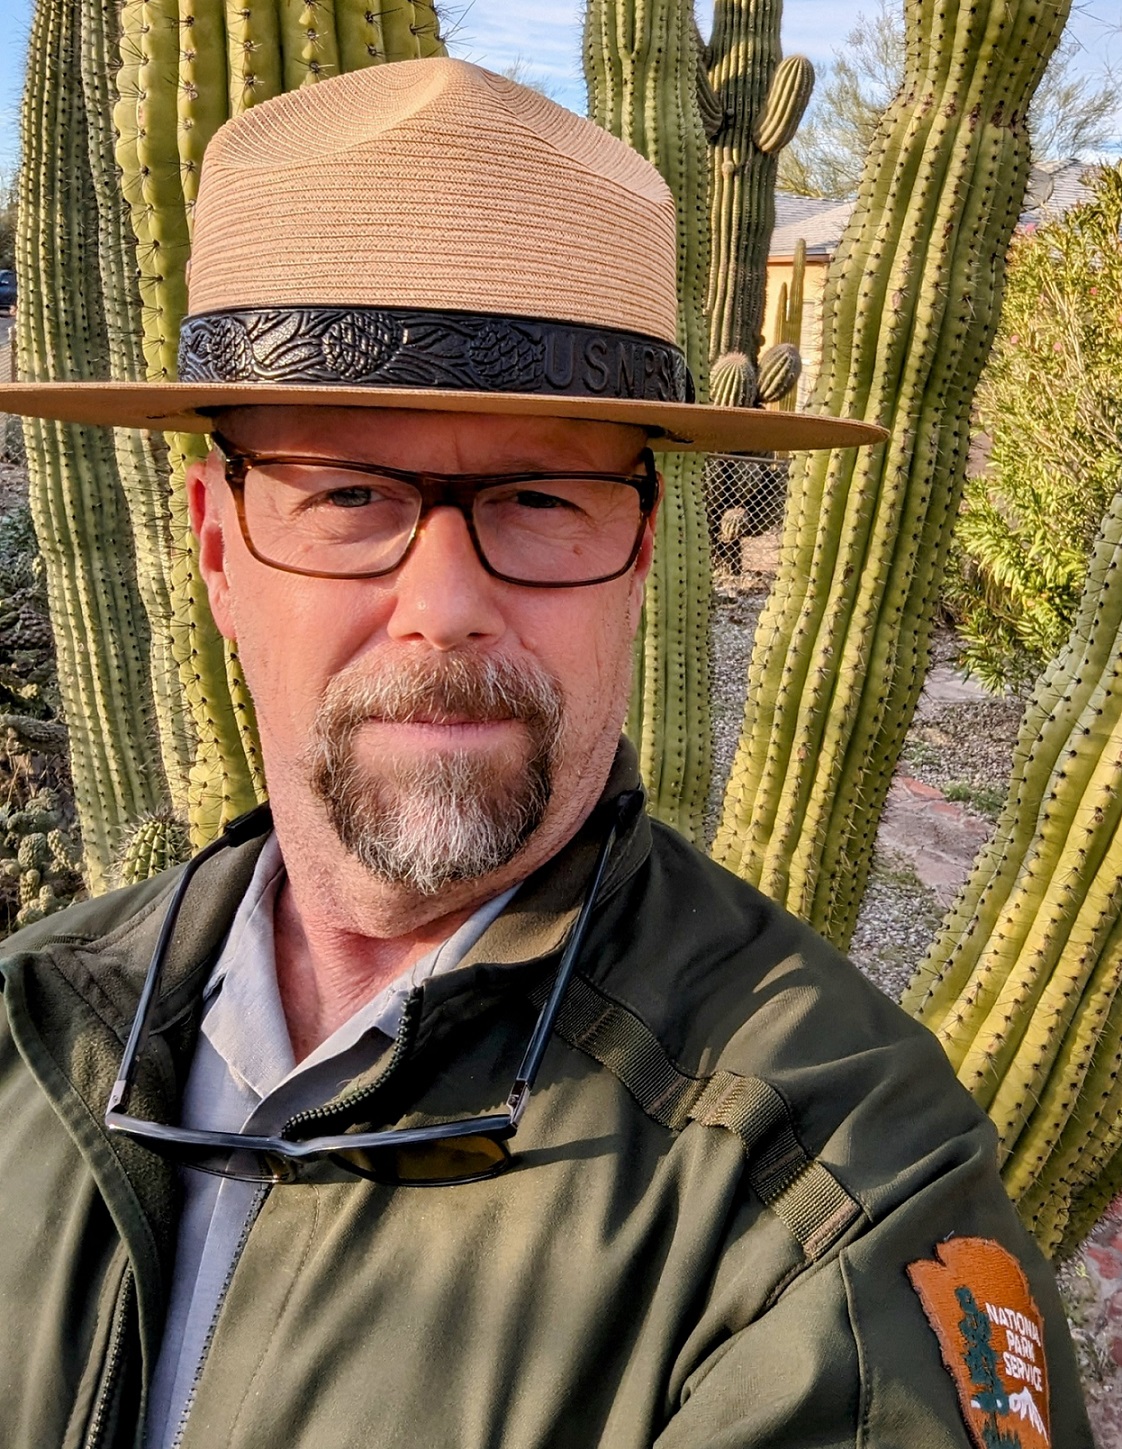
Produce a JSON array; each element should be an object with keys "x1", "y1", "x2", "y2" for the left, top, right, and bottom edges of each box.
[{"x1": 947, "y1": 163, "x2": 1122, "y2": 694}]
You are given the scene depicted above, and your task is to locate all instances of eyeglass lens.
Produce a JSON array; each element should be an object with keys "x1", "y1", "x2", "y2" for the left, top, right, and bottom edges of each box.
[{"x1": 240, "y1": 462, "x2": 645, "y2": 584}]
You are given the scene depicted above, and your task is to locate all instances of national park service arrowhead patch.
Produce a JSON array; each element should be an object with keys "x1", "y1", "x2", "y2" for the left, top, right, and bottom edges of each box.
[{"x1": 907, "y1": 1237, "x2": 1050, "y2": 1449}]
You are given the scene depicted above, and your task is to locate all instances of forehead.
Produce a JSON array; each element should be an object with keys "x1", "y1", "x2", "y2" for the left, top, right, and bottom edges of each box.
[{"x1": 212, "y1": 406, "x2": 650, "y2": 472}]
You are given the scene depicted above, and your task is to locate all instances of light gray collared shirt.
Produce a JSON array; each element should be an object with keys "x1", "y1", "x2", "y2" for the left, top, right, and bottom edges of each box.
[{"x1": 145, "y1": 836, "x2": 514, "y2": 1449}]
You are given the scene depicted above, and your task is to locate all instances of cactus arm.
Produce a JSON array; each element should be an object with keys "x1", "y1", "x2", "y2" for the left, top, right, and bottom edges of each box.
[
  {"x1": 135, "y1": 1, "x2": 192, "y2": 383},
  {"x1": 897, "y1": 490, "x2": 1122, "y2": 1250},
  {"x1": 753, "y1": 53, "x2": 813, "y2": 154},
  {"x1": 694, "y1": 19, "x2": 725, "y2": 141},
  {"x1": 83, "y1": 0, "x2": 196, "y2": 810},
  {"x1": 585, "y1": 0, "x2": 712, "y2": 840}
]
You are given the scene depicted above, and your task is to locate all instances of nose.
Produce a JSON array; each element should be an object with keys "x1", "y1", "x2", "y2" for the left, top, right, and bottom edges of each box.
[{"x1": 384, "y1": 505, "x2": 508, "y2": 650}]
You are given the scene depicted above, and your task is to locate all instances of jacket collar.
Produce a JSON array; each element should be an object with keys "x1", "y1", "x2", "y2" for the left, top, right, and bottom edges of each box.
[{"x1": 1, "y1": 736, "x2": 650, "y2": 1161}]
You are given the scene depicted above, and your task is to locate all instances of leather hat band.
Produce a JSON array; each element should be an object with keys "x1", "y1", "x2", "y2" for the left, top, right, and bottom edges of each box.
[{"x1": 178, "y1": 306, "x2": 694, "y2": 404}]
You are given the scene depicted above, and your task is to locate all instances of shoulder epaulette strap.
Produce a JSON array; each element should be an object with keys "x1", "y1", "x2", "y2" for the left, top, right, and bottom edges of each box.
[{"x1": 541, "y1": 972, "x2": 864, "y2": 1261}]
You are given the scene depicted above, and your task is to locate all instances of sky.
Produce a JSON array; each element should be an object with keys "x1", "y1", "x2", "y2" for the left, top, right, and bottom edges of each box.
[{"x1": 1, "y1": 0, "x2": 1119, "y2": 174}]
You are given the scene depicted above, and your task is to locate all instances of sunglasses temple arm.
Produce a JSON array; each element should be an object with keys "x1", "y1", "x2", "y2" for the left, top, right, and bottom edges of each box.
[
  {"x1": 506, "y1": 791, "x2": 642, "y2": 1124},
  {"x1": 106, "y1": 804, "x2": 273, "y2": 1114}
]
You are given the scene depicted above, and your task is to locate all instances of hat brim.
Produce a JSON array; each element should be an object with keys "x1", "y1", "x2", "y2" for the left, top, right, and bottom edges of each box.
[{"x1": 0, "y1": 381, "x2": 887, "y2": 453}]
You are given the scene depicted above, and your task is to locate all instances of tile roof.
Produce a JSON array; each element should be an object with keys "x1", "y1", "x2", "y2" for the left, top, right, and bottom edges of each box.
[{"x1": 770, "y1": 193, "x2": 854, "y2": 258}]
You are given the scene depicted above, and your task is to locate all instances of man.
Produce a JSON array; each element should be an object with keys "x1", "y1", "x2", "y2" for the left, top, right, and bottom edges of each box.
[{"x1": 0, "y1": 58, "x2": 1093, "y2": 1448}]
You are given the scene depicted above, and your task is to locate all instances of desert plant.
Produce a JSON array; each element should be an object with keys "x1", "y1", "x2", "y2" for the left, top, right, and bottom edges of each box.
[
  {"x1": 713, "y1": 0, "x2": 1073, "y2": 950},
  {"x1": 906, "y1": 481, "x2": 1122, "y2": 1256},
  {"x1": 948, "y1": 163, "x2": 1122, "y2": 695},
  {"x1": 16, "y1": 0, "x2": 170, "y2": 893},
  {"x1": 584, "y1": 0, "x2": 713, "y2": 841},
  {"x1": 16, "y1": 0, "x2": 449, "y2": 881}
]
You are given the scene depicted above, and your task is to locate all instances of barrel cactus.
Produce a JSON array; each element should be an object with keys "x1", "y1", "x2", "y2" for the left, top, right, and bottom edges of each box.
[
  {"x1": 710, "y1": 352, "x2": 757, "y2": 408},
  {"x1": 117, "y1": 810, "x2": 193, "y2": 885},
  {"x1": 714, "y1": 0, "x2": 1073, "y2": 949},
  {"x1": 755, "y1": 342, "x2": 800, "y2": 405}
]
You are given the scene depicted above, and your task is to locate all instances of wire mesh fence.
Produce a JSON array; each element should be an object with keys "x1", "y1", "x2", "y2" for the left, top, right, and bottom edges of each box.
[{"x1": 703, "y1": 453, "x2": 787, "y2": 582}]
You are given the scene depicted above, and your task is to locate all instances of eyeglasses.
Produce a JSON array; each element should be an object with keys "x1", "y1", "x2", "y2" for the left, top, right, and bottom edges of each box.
[
  {"x1": 211, "y1": 433, "x2": 659, "y2": 588},
  {"x1": 105, "y1": 790, "x2": 642, "y2": 1186}
]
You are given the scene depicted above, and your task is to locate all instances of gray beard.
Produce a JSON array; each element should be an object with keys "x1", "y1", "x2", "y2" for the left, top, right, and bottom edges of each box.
[{"x1": 304, "y1": 652, "x2": 563, "y2": 895}]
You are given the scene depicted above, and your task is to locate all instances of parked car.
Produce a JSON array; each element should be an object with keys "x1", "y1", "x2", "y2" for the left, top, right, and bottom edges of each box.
[{"x1": 0, "y1": 270, "x2": 16, "y2": 313}]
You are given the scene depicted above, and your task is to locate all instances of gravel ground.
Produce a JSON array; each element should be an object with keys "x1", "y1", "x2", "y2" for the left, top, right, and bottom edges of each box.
[{"x1": 707, "y1": 581, "x2": 1026, "y2": 1002}]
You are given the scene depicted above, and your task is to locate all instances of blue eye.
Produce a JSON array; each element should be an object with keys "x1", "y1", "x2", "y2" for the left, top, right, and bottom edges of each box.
[{"x1": 323, "y1": 487, "x2": 374, "y2": 508}]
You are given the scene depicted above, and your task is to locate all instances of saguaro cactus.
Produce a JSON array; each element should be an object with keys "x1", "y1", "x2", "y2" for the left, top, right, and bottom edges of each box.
[
  {"x1": 83, "y1": 0, "x2": 196, "y2": 811},
  {"x1": 16, "y1": 0, "x2": 170, "y2": 891},
  {"x1": 706, "y1": 5, "x2": 813, "y2": 387},
  {"x1": 584, "y1": 0, "x2": 713, "y2": 839},
  {"x1": 107, "y1": 0, "x2": 448, "y2": 846},
  {"x1": 714, "y1": 0, "x2": 1071, "y2": 947},
  {"x1": 905, "y1": 488, "x2": 1122, "y2": 1255}
]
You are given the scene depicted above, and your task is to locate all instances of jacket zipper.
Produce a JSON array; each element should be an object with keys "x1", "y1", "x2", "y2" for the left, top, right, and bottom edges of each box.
[
  {"x1": 84, "y1": 1267, "x2": 135, "y2": 1449},
  {"x1": 168, "y1": 1185, "x2": 268, "y2": 1449},
  {"x1": 280, "y1": 989, "x2": 422, "y2": 1139}
]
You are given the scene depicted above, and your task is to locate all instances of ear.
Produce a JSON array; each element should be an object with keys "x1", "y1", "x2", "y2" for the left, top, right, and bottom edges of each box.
[
  {"x1": 187, "y1": 450, "x2": 238, "y2": 642},
  {"x1": 627, "y1": 478, "x2": 661, "y2": 619}
]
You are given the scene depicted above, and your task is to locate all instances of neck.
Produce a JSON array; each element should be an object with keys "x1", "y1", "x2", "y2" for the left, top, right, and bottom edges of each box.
[
  {"x1": 272, "y1": 874, "x2": 487, "y2": 1061},
  {"x1": 263, "y1": 742, "x2": 622, "y2": 1059}
]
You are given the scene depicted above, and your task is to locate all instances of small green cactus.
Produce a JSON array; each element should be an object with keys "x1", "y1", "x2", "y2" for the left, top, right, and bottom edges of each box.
[
  {"x1": 117, "y1": 810, "x2": 193, "y2": 885},
  {"x1": 755, "y1": 342, "x2": 801, "y2": 404},
  {"x1": 710, "y1": 351, "x2": 757, "y2": 408}
]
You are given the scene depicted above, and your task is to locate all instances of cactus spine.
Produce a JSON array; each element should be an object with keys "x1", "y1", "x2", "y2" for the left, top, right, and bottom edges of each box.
[
  {"x1": 905, "y1": 488, "x2": 1122, "y2": 1255},
  {"x1": 714, "y1": 0, "x2": 1072, "y2": 948},
  {"x1": 584, "y1": 0, "x2": 713, "y2": 840},
  {"x1": 705, "y1": 3, "x2": 813, "y2": 391},
  {"x1": 17, "y1": 0, "x2": 169, "y2": 891}
]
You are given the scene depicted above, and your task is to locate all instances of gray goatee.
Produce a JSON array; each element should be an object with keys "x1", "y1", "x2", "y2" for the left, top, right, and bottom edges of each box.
[{"x1": 304, "y1": 652, "x2": 563, "y2": 895}]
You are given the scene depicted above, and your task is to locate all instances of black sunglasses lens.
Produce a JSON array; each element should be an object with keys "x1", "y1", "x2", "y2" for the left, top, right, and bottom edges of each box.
[
  {"x1": 330, "y1": 1134, "x2": 512, "y2": 1186},
  {"x1": 128, "y1": 1134, "x2": 297, "y2": 1183}
]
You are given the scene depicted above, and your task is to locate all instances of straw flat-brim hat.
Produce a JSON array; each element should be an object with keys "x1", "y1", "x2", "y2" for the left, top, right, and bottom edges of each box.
[{"x1": 0, "y1": 59, "x2": 884, "y2": 454}]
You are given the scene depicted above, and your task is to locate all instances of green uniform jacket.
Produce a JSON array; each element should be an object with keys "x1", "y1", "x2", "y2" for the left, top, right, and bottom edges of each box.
[{"x1": 0, "y1": 758, "x2": 1093, "y2": 1448}]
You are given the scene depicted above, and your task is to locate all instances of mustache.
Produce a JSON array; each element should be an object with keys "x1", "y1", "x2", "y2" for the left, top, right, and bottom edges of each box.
[{"x1": 312, "y1": 651, "x2": 564, "y2": 738}]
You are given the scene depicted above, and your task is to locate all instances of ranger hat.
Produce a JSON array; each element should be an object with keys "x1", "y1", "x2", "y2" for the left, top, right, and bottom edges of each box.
[{"x1": 0, "y1": 57, "x2": 882, "y2": 453}]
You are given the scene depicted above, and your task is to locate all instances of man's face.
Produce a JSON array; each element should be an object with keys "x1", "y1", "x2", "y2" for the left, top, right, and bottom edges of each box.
[{"x1": 189, "y1": 406, "x2": 655, "y2": 899}]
